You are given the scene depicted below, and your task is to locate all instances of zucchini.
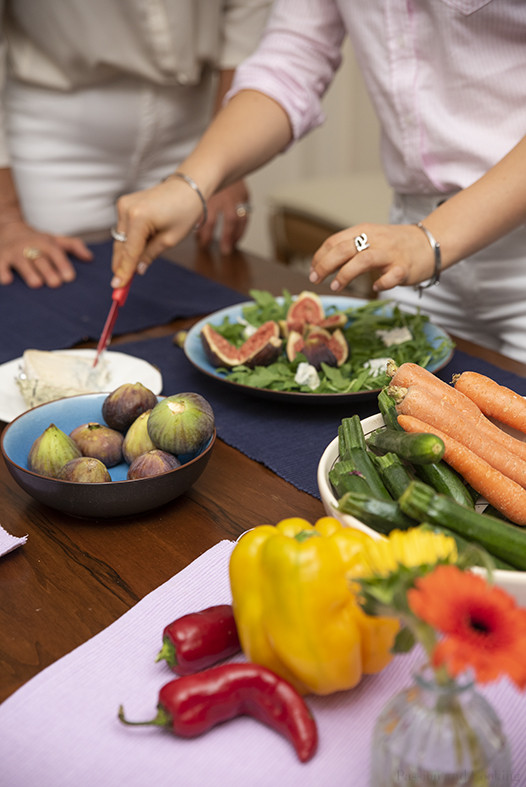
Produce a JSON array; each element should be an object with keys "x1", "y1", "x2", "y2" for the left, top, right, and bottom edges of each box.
[
  {"x1": 419, "y1": 523, "x2": 516, "y2": 571},
  {"x1": 338, "y1": 416, "x2": 391, "y2": 500},
  {"x1": 414, "y1": 463, "x2": 475, "y2": 509},
  {"x1": 399, "y1": 481, "x2": 526, "y2": 571},
  {"x1": 329, "y1": 460, "x2": 370, "y2": 497},
  {"x1": 371, "y1": 451, "x2": 414, "y2": 499},
  {"x1": 377, "y1": 388, "x2": 400, "y2": 430},
  {"x1": 338, "y1": 492, "x2": 415, "y2": 534},
  {"x1": 367, "y1": 427, "x2": 445, "y2": 465}
]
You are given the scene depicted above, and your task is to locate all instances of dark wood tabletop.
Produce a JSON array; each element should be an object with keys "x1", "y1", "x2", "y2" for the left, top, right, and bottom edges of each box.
[{"x1": 1, "y1": 236, "x2": 525, "y2": 705}]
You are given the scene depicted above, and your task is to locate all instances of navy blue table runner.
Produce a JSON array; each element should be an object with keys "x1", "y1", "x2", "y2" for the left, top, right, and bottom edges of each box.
[{"x1": 2, "y1": 241, "x2": 525, "y2": 499}]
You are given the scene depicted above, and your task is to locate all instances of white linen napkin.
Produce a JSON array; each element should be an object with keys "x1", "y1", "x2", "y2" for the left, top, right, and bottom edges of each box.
[
  {"x1": 1, "y1": 539, "x2": 524, "y2": 786},
  {"x1": 0, "y1": 523, "x2": 27, "y2": 557}
]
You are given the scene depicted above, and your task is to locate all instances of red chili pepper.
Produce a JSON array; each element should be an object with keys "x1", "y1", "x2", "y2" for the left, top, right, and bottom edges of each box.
[
  {"x1": 156, "y1": 604, "x2": 241, "y2": 675},
  {"x1": 118, "y1": 662, "x2": 318, "y2": 763}
]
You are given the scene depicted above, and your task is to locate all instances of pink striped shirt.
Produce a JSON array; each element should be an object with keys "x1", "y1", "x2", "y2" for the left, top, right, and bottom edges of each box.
[{"x1": 229, "y1": 0, "x2": 526, "y2": 194}]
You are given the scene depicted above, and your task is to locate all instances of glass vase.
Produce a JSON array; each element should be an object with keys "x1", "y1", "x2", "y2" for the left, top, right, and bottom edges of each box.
[{"x1": 370, "y1": 664, "x2": 511, "y2": 786}]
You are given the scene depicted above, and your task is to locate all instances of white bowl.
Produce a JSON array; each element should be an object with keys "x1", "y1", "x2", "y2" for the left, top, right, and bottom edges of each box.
[{"x1": 317, "y1": 413, "x2": 526, "y2": 605}]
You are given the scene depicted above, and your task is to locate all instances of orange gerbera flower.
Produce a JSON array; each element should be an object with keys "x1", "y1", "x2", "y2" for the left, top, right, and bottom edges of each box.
[{"x1": 407, "y1": 565, "x2": 526, "y2": 689}]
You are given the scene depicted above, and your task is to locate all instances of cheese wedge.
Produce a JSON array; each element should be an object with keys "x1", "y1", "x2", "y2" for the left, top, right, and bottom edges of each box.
[{"x1": 16, "y1": 350, "x2": 111, "y2": 408}]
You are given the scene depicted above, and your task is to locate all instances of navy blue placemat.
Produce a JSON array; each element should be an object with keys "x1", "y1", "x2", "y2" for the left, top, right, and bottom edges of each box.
[
  {"x1": 0, "y1": 242, "x2": 245, "y2": 365},
  {"x1": 109, "y1": 334, "x2": 526, "y2": 500}
]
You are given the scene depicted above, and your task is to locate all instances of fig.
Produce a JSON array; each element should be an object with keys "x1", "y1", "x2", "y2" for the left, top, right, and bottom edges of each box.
[
  {"x1": 28, "y1": 423, "x2": 82, "y2": 478},
  {"x1": 286, "y1": 327, "x2": 348, "y2": 368},
  {"x1": 57, "y1": 457, "x2": 111, "y2": 483},
  {"x1": 201, "y1": 321, "x2": 282, "y2": 369},
  {"x1": 286, "y1": 291, "x2": 325, "y2": 333},
  {"x1": 127, "y1": 449, "x2": 180, "y2": 479},
  {"x1": 102, "y1": 382, "x2": 158, "y2": 432},
  {"x1": 147, "y1": 393, "x2": 214, "y2": 457},
  {"x1": 122, "y1": 410, "x2": 156, "y2": 464},
  {"x1": 70, "y1": 422, "x2": 123, "y2": 467}
]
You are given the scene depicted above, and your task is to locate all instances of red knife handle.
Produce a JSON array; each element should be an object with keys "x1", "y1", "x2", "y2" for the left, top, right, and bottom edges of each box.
[{"x1": 112, "y1": 280, "x2": 132, "y2": 306}]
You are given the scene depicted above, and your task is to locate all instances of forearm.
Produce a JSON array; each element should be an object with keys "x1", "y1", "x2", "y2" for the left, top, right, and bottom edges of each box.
[
  {"x1": 0, "y1": 167, "x2": 25, "y2": 228},
  {"x1": 422, "y1": 136, "x2": 526, "y2": 270},
  {"x1": 175, "y1": 89, "x2": 293, "y2": 199}
]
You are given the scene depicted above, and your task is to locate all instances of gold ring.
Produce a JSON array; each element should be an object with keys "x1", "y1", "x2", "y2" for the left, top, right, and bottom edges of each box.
[
  {"x1": 23, "y1": 247, "x2": 43, "y2": 261},
  {"x1": 235, "y1": 203, "x2": 252, "y2": 219}
]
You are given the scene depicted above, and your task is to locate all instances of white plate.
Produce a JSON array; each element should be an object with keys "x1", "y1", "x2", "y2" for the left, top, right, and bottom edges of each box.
[
  {"x1": 184, "y1": 295, "x2": 454, "y2": 403},
  {"x1": 317, "y1": 412, "x2": 526, "y2": 605},
  {"x1": 0, "y1": 349, "x2": 163, "y2": 423}
]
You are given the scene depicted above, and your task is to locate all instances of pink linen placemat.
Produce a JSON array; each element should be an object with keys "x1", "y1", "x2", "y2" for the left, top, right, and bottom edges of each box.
[{"x1": 1, "y1": 540, "x2": 525, "y2": 786}]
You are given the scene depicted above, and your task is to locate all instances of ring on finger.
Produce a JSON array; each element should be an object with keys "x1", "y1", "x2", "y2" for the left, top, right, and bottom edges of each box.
[
  {"x1": 23, "y1": 246, "x2": 43, "y2": 261},
  {"x1": 354, "y1": 233, "x2": 370, "y2": 253},
  {"x1": 235, "y1": 202, "x2": 252, "y2": 219},
  {"x1": 111, "y1": 226, "x2": 128, "y2": 243}
]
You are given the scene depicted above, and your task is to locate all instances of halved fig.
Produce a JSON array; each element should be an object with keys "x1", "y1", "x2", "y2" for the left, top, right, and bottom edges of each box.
[
  {"x1": 201, "y1": 320, "x2": 282, "y2": 369},
  {"x1": 286, "y1": 326, "x2": 348, "y2": 368},
  {"x1": 201, "y1": 324, "x2": 244, "y2": 367},
  {"x1": 286, "y1": 291, "x2": 325, "y2": 333}
]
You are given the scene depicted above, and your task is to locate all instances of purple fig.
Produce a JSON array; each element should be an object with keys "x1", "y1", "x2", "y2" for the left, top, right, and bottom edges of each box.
[
  {"x1": 127, "y1": 449, "x2": 180, "y2": 480},
  {"x1": 70, "y1": 422, "x2": 123, "y2": 467},
  {"x1": 147, "y1": 393, "x2": 214, "y2": 457},
  {"x1": 57, "y1": 457, "x2": 111, "y2": 483},
  {"x1": 122, "y1": 410, "x2": 156, "y2": 464},
  {"x1": 102, "y1": 383, "x2": 158, "y2": 432},
  {"x1": 28, "y1": 423, "x2": 82, "y2": 478}
]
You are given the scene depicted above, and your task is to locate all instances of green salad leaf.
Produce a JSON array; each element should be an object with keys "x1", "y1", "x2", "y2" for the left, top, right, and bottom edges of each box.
[{"x1": 207, "y1": 290, "x2": 454, "y2": 394}]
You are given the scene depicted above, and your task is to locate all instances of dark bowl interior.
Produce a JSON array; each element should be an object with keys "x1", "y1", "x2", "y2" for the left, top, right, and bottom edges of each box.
[{"x1": 1, "y1": 393, "x2": 215, "y2": 519}]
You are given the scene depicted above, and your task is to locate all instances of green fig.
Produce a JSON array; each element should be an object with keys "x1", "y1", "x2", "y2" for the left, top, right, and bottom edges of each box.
[
  {"x1": 57, "y1": 457, "x2": 112, "y2": 483},
  {"x1": 28, "y1": 423, "x2": 82, "y2": 478},
  {"x1": 147, "y1": 393, "x2": 214, "y2": 457},
  {"x1": 122, "y1": 410, "x2": 156, "y2": 465}
]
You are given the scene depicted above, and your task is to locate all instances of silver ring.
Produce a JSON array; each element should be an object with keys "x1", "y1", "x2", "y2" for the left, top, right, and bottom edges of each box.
[
  {"x1": 111, "y1": 226, "x2": 128, "y2": 243},
  {"x1": 235, "y1": 202, "x2": 252, "y2": 219},
  {"x1": 354, "y1": 233, "x2": 370, "y2": 252}
]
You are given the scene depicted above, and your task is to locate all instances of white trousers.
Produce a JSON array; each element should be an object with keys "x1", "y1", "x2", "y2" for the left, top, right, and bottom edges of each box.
[
  {"x1": 5, "y1": 75, "x2": 215, "y2": 235},
  {"x1": 380, "y1": 193, "x2": 526, "y2": 365}
]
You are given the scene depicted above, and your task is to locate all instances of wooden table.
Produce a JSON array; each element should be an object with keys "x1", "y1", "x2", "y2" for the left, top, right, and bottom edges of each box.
[{"x1": 1, "y1": 237, "x2": 525, "y2": 705}]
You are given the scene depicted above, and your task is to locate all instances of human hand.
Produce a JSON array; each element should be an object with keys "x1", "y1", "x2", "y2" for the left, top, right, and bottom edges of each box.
[
  {"x1": 308, "y1": 223, "x2": 437, "y2": 293},
  {"x1": 0, "y1": 221, "x2": 93, "y2": 287},
  {"x1": 195, "y1": 180, "x2": 252, "y2": 255},
  {"x1": 111, "y1": 176, "x2": 212, "y2": 288}
]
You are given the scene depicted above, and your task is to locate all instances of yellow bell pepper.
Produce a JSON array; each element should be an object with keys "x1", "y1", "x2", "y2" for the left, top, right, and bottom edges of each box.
[{"x1": 229, "y1": 516, "x2": 400, "y2": 696}]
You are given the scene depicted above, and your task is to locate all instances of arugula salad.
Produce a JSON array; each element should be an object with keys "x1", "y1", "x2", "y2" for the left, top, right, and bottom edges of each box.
[{"x1": 204, "y1": 289, "x2": 454, "y2": 394}]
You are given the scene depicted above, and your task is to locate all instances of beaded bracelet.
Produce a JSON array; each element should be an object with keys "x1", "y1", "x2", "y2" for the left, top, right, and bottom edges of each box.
[
  {"x1": 414, "y1": 221, "x2": 441, "y2": 296},
  {"x1": 163, "y1": 171, "x2": 208, "y2": 230}
]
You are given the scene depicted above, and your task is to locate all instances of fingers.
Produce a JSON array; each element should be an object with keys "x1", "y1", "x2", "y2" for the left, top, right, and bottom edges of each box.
[
  {"x1": 196, "y1": 184, "x2": 251, "y2": 255},
  {"x1": 0, "y1": 234, "x2": 82, "y2": 288},
  {"x1": 55, "y1": 235, "x2": 94, "y2": 262}
]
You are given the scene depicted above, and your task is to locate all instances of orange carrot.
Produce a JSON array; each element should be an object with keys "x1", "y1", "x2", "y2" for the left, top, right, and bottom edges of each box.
[
  {"x1": 398, "y1": 413, "x2": 526, "y2": 526},
  {"x1": 393, "y1": 383, "x2": 526, "y2": 473},
  {"x1": 389, "y1": 362, "x2": 480, "y2": 414},
  {"x1": 453, "y1": 371, "x2": 526, "y2": 434}
]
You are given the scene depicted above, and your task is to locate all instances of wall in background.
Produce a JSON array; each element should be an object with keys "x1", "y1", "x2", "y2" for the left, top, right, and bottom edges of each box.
[{"x1": 238, "y1": 41, "x2": 385, "y2": 259}]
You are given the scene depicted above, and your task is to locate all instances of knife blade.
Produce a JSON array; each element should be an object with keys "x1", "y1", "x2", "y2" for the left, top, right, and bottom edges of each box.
[{"x1": 92, "y1": 278, "x2": 133, "y2": 368}]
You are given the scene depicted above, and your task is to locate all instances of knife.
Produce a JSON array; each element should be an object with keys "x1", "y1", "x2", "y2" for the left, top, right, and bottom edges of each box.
[{"x1": 92, "y1": 278, "x2": 133, "y2": 368}]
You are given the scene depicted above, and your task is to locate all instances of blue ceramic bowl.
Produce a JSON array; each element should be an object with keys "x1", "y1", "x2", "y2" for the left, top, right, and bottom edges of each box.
[{"x1": 1, "y1": 393, "x2": 215, "y2": 519}]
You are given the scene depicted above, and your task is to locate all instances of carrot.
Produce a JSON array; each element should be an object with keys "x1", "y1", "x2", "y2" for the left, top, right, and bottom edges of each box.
[
  {"x1": 392, "y1": 382, "x2": 526, "y2": 470},
  {"x1": 397, "y1": 413, "x2": 526, "y2": 526},
  {"x1": 389, "y1": 362, "x2": 482, "y2": 416},
  {"x1": 453, "y1": 371, "x2": 526, "y2": 434}
]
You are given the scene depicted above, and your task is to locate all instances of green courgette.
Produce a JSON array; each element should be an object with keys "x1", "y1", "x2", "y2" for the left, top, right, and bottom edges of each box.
[
  {"x1": 414, "y1": 463, "x2": 475, "y2": 509},
  {"x1": 329, "y1": 460, "x2": 370, "y2": 497},
  {"x1": 338, "y1": 416, "x2": 391, "y2": 500},
  {"x1": 399, "y1": 481, "x2": 526, "y2": 571},
  {"x1": 338, "y1": 492, "x2": 414, "y2": 534},
  {"x1": 367, "y1": 427, "x2": 445, "y2": 464},
  {"x1": 419, "y1": 523, "x2": 516, "y2": 571},
  {"x1": 371, "y1": 451, "x2": 414, "y2": 499}
]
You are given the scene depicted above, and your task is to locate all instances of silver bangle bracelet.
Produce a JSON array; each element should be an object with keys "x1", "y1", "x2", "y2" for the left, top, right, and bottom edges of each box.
[
  {"x1": 163, "y1": 171, "x2": 208, "y2": 231},
  {"x1": 414, "y1": 221, "x2": 441, "y2": 296}
]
